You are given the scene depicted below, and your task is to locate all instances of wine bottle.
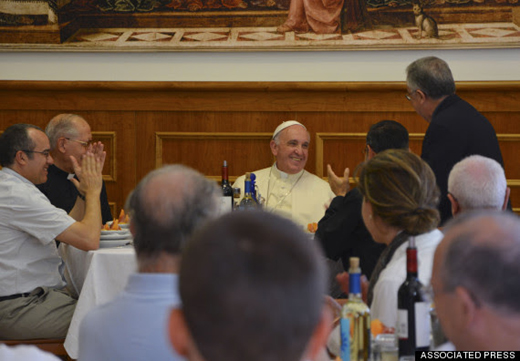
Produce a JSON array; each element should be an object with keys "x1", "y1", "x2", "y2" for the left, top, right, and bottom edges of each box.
[
  {"x1": 238, "y1": 172, "x2": 257, "y2": 210},
  {"x1": 397, "y1": 238, "x2": 431, "y2": 360},
  {"x1": 250, "y1": 172, "x2": 259, "y2": 204},
  {"x1": 218, "y1": 160, "x2": 234, "y2": 214},
  {"x1": 340, "y1": 257, "x2": 371, "y2": 361}
]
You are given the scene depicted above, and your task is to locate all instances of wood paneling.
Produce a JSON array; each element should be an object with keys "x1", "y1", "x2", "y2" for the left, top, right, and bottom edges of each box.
[{"x1": 1, "y1": 81, "x2": 519, "y2": 215}]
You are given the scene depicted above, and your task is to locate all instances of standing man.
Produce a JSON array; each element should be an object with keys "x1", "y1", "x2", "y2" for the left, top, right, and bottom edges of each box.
[
  {"x1": 317, "y1": 120, "x2": 408, "y2": 280},
  {"x1": 169, "y1": 211, "x2": 331, "y2": 361},
  {"x1": 0, "y1": 124, "x2": 104, "y2": 339},
  {"x1": 431, "y1": 211, "x2": 520, "y2": 350},
  {"x1": 37, "y1": 113, "x2": 112, "y2": 224},
  {"x1": 233, "y1": 120, "x2": 334, "y2": 229},
  {"x1": 405, "y1": 56, "x2": 506, "y2": 225},
  {"x1": 78, "y1": 164, "x2": 220, "y2": 361}
]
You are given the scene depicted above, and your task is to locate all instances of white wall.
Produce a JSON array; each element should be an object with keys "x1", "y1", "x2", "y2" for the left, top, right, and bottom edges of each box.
[{"x1": 0, "y1": 48, "x2": 519, "y2": 81}]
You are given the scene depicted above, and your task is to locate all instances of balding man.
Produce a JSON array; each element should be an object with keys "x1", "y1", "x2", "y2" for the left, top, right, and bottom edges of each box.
[
  {"x1": 447, "y1": 155, "x2": 510, "y2": 216},
  {"x1": 0, "y1": 123, "x2": 104, "y2": 339},
  {"x1": 169, "y1": 211, "x2": 331, "y2": 361},
  {"x1": 233, "y1": 120, "x2": 334, "y2": 229},
  {"x1": 78, "y1": 164, "x2": 220, "y2": 361},
  {"x1": 431, "y1": 212, "x2": 520, "y2": 350},
  {"x1": 37, "y1": 114, "x2": 113, "y2": 224}
]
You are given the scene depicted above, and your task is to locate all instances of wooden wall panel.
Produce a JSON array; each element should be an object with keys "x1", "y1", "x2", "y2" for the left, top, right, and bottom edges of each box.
[{"x1": 1, "y1": 81, "x2": 519, "y2": 216}]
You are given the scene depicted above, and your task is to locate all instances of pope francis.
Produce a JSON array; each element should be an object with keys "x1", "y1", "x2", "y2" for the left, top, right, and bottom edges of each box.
[{"x1": 233, "y1": 120, "x2": 334, "y2": 230}]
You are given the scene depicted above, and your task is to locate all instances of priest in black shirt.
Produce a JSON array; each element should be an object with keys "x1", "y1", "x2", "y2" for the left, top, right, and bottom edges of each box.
[{"x1": 37, "y1": 114, "x2": 113, "y2": 225}]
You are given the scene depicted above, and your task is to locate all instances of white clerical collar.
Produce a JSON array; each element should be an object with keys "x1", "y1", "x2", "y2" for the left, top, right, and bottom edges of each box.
[{"x1": 272, "y1": 163, "x2": 305, "y2": 181}]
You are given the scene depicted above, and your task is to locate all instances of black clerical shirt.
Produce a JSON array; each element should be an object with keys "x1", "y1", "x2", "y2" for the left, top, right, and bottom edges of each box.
[{"x1": 37, "y1": 164, "x2": 113, "y2": 224}]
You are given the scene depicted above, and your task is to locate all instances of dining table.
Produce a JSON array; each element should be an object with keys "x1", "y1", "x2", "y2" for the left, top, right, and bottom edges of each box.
[{"x1": 59, "y1": 243, "x2": 137, "y2": 359}]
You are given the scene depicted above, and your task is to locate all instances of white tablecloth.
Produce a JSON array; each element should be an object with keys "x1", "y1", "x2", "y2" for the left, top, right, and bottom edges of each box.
[{"x1": 59, "y1": 244, "x2": 137, "y2": 359}]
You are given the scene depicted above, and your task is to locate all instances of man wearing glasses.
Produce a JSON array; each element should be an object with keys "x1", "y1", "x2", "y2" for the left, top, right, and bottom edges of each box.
[
  {"x1": 0, "y1": 123, "x2": 105, "y2": 339},
  {"x1": 405, "y1": 56, "x2": 505, "y2": 226},
  {"x1": 37, "y1": 114, "x2": 113, "y2": 224}
]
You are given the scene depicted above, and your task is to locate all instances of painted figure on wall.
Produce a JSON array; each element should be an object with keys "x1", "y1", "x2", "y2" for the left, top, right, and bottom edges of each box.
[{"x1": 276, "y1": 0, "x2": 370, "y2": 33}]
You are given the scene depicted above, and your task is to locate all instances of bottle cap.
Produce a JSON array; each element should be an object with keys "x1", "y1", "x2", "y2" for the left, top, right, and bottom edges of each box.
[{"x1": 349, "y1": 257, "x2": 360, "y2": 269}]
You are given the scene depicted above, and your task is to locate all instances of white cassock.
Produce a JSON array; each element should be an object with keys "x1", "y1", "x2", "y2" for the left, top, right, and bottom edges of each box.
[{"x1": 233, "y1": 164, "x2": 334, "y2": 230}]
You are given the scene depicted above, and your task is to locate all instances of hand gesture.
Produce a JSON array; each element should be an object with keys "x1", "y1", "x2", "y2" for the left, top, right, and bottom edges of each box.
[
  {"x1": 327, "y1": 164, "x2": 350, "y2": 197},
  {"x1": 89, "y1": 141, "x2": 105, "y2": 160},
  {"x1": 70, "y1": 150, "x2": 106, "y2": 198}
]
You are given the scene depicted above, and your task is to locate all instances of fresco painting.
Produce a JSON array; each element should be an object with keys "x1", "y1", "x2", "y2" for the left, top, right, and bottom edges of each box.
[{"x1": 0, "y1": 0, "x2": 518, "y2": 50}]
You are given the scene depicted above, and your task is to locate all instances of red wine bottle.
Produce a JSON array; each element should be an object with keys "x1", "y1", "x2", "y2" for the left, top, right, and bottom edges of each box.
[
  {"x1": 219, "y1": 160, "x2": 234, "y2": 213},
  {"x1": 397, "y1": 238, "x2": 430, "y2": 359}
]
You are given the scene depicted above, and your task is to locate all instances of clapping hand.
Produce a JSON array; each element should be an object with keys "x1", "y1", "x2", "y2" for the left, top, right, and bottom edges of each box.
[{"x1": 70, "y1": 150, "x2": 106, "y2": 198}]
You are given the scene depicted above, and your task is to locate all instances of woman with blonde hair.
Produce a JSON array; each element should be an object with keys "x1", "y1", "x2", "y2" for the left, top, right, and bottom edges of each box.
[{"x1": 357, "y1": 148, "x2": 442, "y2": 328}]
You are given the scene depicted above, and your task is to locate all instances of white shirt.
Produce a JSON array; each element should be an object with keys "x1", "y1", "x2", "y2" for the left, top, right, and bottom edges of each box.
[
  {"x1": 0, "y1": 168, "x2": 75, "y2": 296},
  {"x1": 371, "y1": 229, "x2": 443, "y2": 328},
  {"x1": 0, "y1": 344, "x2": 61, "y2": 361},
  {"x1": 233, "y1": 164, "x2": 334, "y2": 229}
]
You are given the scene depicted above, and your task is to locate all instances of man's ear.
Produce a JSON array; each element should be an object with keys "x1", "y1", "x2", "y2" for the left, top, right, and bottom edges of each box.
[
  {"x1": 304, "y1": 306, "x2": 333, "y2": 361},
  {"x1": 270, "y1": 139, "x2": 278, "y2": 157},
  {"x1": 15, "y1": 150, "x2": 27, "y2": 165},
  {"x1": 455, "y1": 286, "x2": 478, "y2": 329},
  {"x1": 366, "y1": 145, "x2": 377, "y2": 160},
  {"x1": 415, "y1": 89, "x2": 428, "y2": 103},
  {"x1": 169, "y1": 308, "x2": 190, "y2": 357},
  {"x1": 57, "y1": 137, "x2": 68, "y2": 153},
  {"x1": 448, "y1": 193, "x2": 460, "y2": 216},
  {"x1": 502, "y1": 187, "x2": 511, "y2": 211}
]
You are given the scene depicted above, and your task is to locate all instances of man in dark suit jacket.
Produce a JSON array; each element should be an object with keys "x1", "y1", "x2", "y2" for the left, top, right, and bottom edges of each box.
[
  {"x1": 316, "y1": 120, "x2": 409, "y2": 285},
  {"x1": 405, "y1": 56, "x2": 506, "y2": 225}
]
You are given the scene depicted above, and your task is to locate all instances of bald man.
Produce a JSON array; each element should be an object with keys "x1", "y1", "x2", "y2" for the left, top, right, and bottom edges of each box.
[
  {"x1": 78, "y1": 164, "x2": 220, "y2": 361},
  {"x1": 431, "y1": 211, "x2": 520, "y2": 350},
  {"x1": 233, "y1": 120, "x2": 334, "y2": 229},
  {"x1": 37, "y1": 114, "x2": 112, "y2": 224},
  {"x1": 447, "y1": 155, "x2": 510, "y2": 216}
]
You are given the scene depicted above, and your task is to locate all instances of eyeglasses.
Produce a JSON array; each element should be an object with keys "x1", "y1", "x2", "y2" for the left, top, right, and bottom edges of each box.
[
  {"x1": 405, "y1": 90, "x2": 417, "y2": 101},
  {"x1": 22, "y1": 150, "x2": 51, "y2": 158},
  {"x1": 66, "y1": 138, "x2": 93, "y2": 148}
]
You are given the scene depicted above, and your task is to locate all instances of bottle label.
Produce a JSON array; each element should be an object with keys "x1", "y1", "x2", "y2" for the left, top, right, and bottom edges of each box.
[
  {"x1": 217, "y1": 196, "x2": 233, "y2": 215},
  {"x1": 415, "y1": 302, "x2": 431, "y2": 348},
  {"x1": 397, "y1": 309, "x2": 408, "y2": 339},
  {"x1": 340, "y1": 318, "x2": 351, "y2": 361},
  {"x1": 349, "y1": 273, "x2": 361, "y2": 295}
]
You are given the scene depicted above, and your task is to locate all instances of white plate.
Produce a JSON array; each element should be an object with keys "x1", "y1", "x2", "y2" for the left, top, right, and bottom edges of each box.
[
  {"x1": 101, "y1": 229, "x2": 130, "y2": 237},
  {"x1": 107, "y1": 220, "x2": 129, "y2": 229},
  {"x1": 100, "y1": 232, "x2": 131, "y2": 240},
  {"x1": 99, "y1": 239, "x2": 132, "y2": 248}
]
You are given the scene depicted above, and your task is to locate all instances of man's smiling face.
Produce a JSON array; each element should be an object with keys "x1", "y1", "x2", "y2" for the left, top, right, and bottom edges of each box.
[{"x1": 270, "y1": 125, "x2": 309, "y2": 174}]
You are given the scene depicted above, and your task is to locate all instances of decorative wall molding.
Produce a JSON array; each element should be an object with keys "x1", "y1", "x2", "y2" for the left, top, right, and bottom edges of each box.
[{"x1": 94, "y1": 131, "x2": 117, "y2": 182}]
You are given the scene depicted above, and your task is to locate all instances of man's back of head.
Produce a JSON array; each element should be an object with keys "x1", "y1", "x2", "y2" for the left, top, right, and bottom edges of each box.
[
  {"x1": 366, "y1": 120, "x2": 409, "y2": 153},
  {"x1": 406, "y1": 56, "x2": 456, "y2": 100},
  {"x1": 447, "y1": 155, "x2": 509, "y2": 215},
  {"x1": 433, "y1": 211, "x2": 520, "y2": 350},
  {"x1": 171, "y1": 211, "x2": 329, "y2": 361},
  {"x1": 127, "y1": 164, "x2": 220, "y2": 271}
]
